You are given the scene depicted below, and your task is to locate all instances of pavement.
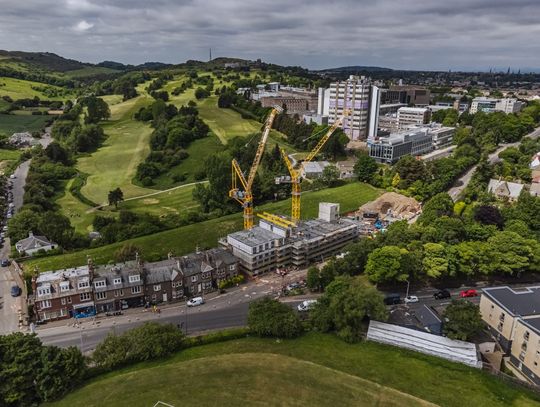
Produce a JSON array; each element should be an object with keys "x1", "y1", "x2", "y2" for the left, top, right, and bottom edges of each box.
[{"x1": 448, "y1": 126, "x2": 540, "y2": 201}]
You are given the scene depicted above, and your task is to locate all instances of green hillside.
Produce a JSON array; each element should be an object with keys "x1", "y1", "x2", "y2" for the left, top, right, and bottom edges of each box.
[{"x1": 49, "y1": 333, "x2": 540, "y2": 407}]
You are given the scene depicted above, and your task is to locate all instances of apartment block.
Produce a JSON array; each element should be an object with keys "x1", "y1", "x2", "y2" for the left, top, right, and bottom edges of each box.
[{"x1": 223, "y1": 203, "x2": 360, "y2": 275}]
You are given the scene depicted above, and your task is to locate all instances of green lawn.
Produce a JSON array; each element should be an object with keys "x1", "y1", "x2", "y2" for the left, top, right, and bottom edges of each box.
[
  {"x1": 77, "y1": 88, "x2": 157, "y2": 205},
  {"x1": 49, "y1": 333, "x2": 540, "y2": 407},
  {"x1": 0, "y1": 149, "x2": 21, "y2": 161},
  {"x1": 0, "y1": 77, "x2": 69, "y2": 100},
  {"x1": 26, "y1": 182, "x2": 380, "y2": 271},
  {"x1": 0, "y1": 113, "x2": 51, "y2": 135}
]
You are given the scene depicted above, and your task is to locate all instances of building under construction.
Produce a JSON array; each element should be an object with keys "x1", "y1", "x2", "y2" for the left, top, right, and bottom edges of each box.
[{"x1": 221, "y1": 203, "x2": 361, "y2": 275}]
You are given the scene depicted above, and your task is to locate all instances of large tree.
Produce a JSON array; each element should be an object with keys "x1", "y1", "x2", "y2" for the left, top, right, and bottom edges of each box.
[
  {"x1": 108, "y1": 187, "x2": 124, "y2": 209},
  {"x1": 354, "y1": 152, "x2": 378, "y2": 184},
  {"x1": 247, "y1": 297, "x2": 303, "y2": 339},
  {"x1": 365, "y1": 246, "x2": 409, "y2": 284},
  {"x1": 442, "y1": 300, "x2": 483, "y2": 341}
]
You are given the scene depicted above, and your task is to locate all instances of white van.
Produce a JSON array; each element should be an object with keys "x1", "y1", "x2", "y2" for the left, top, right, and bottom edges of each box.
[
  {"x1": 187, "y1": 296, "x2": 205, "y2": 307},
  {"x1": 297, "y1": 299, "x2": 317, "y2": 312}
]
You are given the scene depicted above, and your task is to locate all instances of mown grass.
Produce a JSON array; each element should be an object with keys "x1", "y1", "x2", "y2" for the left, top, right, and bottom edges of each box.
[
  {"x1": 0, "y1": 113, "x2": 51, "y2": 135},
  {"x1": 26, "y1": 182, "x2": 380, "y2": 271},
  {"x1": 0, "y1": 77, "x2": 69, "y2": 100},
  {"x1": 64, "y1": 66, "x2": 120, "y2": 78},
  {"x1": 48, "y1": 333, "x2": 540, "y2": 407}
]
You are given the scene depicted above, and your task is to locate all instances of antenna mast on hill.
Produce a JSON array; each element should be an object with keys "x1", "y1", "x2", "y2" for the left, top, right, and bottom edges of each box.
[{"x1": 209, "y1": 48, "x2": 212, "y2": 61}]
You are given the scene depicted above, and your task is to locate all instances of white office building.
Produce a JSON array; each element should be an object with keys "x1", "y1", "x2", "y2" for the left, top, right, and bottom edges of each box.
[
  {"x1": 470, "y1": 97, "x2": 525, "y2": 114},
  {"x1": 328, "y1": 75, "x2": 380, "y2": 141},
  {"x1": 397, "y1": 107, "x2": 431, "y2": 130}
]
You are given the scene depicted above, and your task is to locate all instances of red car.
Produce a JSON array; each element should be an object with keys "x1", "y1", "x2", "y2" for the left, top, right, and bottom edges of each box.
[{"x1": 459, "y1": 289, "x2": 478, "y2": 298}]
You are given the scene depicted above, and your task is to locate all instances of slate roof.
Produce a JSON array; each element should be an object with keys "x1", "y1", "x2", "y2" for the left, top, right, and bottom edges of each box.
[
  {"x1": 15, "y1": 232, "x2": 56, "y2": 252},
  {"x1": 487, "y1": 179, "x2": 524, "y2": 199},
  {"x1": 482, "y1": 286, "x2": 540, "y2": 317}
]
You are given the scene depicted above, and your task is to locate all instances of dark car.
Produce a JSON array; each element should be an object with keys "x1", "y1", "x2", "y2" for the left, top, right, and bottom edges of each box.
[
  {"x1": 433, "y1": 289, "x2": 451, "y2": 300},
  {"x1": 1, "y1": 259, "x2": 10, "y2": 267},
  {"x1": 10, "y1": 285, "x2": 21, "y2": 297},
  {"x1": 384, "y1": 293, "x2": 401, "y2": 305}
]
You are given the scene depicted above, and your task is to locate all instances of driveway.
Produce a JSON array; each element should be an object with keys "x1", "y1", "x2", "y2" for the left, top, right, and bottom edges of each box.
[{"x1": 448, "y1": 126, "x2": 540, "y2": 201}]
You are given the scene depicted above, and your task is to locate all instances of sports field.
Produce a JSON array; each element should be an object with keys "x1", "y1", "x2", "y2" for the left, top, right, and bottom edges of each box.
[
  {"x1": 27, "y1": 182, "x2": 380, "y2": 271},
  {"x1": 77, "y1": 86, "x2": 157, "y2": 205},
  {"x1": 49, "y1": 333, "x2": 540, "y2": 407}
]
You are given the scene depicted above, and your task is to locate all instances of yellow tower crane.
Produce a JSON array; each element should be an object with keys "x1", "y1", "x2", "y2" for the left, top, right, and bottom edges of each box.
[
  {"x1": 279, "y1": 112, "x2": 350, "y2": 222},
  {"x1": 229, "y1": 106, "x2": 281, "y2": 229}
]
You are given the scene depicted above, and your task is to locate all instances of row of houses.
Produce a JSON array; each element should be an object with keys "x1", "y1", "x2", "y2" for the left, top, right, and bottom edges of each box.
[{"x1": 32, "y1": 249, "x2": 238, "y2": 322}]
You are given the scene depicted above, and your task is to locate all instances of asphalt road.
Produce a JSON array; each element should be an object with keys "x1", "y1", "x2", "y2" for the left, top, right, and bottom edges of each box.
[
  {"x1": 448, "y1": 126, "x2": 540, "y2": 201},
  {"x1": 38, "y1": 300, "x2": 304, "y2": 353}
]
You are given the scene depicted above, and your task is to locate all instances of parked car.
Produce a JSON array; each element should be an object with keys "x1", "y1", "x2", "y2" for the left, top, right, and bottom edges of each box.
[
  {"x1": 404, "y1": 295, "x2": 419, "y2": 304},
  {"x1": 384, "y1": 293, "x2": 401, "y2": 305},
  {"x1": 297, "y1": 299, "x2": 318, "y2": 312},
  {"x1": 187, "y1": 297, "x2": 205, "y2": 307},
  {"x1": 433, "y1": 289, "x2": 452, "y2": 300},
  {"x1": 1, "y1": 259, "x2": 10, "y2": 267},
  {"x1": 10, "y1": 285, "x2": 21, "y2": 297},
  {"x1": 459, "y1": 289, "x2": 478, "y2": 298},
  {"x1": 286, "y1": 282, "x2": 302, "y2": 291}
]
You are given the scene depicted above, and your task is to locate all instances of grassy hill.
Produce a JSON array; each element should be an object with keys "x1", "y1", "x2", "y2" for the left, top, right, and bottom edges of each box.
[{"x1": 48, "y1": 333, "x2": 540, "y2": 407}]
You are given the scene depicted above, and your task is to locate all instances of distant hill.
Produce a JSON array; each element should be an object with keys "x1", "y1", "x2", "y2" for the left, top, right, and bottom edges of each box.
[
  {"x1": 318, "y1": 65, "x2": 394, "y2": 73},
  {"x1": 0, "y1": 50, "x2": 92, "y2": 72}
]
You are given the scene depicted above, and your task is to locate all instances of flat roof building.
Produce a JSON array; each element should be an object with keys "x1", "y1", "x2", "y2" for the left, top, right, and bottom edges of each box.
[
  {"x1": 397, "y1": 107, "x2": 431, "y2": 130},
  {"x1": 470, "y1": 97, "x2": 525, "y2": 114}
]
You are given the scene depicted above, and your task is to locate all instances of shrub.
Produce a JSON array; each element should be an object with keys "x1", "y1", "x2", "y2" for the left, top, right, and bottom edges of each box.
[{"x1": 247, "y1": 297, "x2": 303, "y2": 339}]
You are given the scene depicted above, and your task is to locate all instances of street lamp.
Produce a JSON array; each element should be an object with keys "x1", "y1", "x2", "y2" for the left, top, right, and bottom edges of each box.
[{"x1": 405, "y1": 279, "x2": 410, "y2": 299}]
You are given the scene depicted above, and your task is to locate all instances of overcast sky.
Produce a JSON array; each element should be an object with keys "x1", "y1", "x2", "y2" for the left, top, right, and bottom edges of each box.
[{"x1": 1, "y1": 0, "x2": 540, "y2": 71}]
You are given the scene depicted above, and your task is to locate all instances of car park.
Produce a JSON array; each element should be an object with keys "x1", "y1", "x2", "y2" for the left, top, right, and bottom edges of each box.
[
  {"x1": 187, "y1": 297, "x2": 205, "y2": 307},
  {"x1": 297, "y1": 299, "x2": 317, "y2": 312},
  {"x1": 459, "y1": 289, "x2": 478, "y2": 298},
  {"x1": 10, "y1": 285, "x2": 21, "y2": 297},
  {"x1": 404, "y1": 295, "x2": 419, "y2": 304},
  {"x1": 433, "y1": 289, "x2": 451, "y2": 300}
]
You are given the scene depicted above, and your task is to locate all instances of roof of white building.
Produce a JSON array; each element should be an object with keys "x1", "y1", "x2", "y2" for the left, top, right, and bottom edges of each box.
[
  {"x1": 302, "y1": 161, "x2": 330, "y2": 174},
  {"x1": 15, "y1": 232, "x2": 56, "y2": 253},
  {"x1": 36, "y1": 265, "x2": 90, "y2": 283},
  {"x1": 367, "y1": 320, "x2": 481, "y2": 368}
]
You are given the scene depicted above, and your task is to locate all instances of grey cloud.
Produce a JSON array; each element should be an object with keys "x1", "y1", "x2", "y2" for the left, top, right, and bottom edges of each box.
[{"x1": 0, "y1": 0, "x2": 539, "y2": 70}]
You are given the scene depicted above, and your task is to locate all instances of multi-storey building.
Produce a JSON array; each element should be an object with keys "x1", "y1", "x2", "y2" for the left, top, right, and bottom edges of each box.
[
  {"x1": 480, "y1": 286, "x2": 540, "y2": 385},
  {"x1": 223, "y1": 203, "x2": 360, "y2": 275},
  {"x1": 470, "y1": 97, "x2": 525, "y2": 114},
  {"x1": 397, "y1": 107, "x2": 431, "y2": 130},
  {"x1": 33, "y1": 264, "x2": 95, "y2": 321},
  {"x1": 31, "y1": 249, "x2": 239, "y2": 320},
  {"x1": 367, "y1": 128, "x2": 434, "y2": 164},
  {"x1": 328, "y1": 75, "x2": 380, "y2": 141},
  {"x1": 385, "y1": 85, "x2": 431, "y2": 106}
]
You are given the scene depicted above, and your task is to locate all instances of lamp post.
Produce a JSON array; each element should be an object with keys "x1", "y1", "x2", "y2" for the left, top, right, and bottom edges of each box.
[{"x1": 405, "y1": 279, "x2": 410, "y2": 299}]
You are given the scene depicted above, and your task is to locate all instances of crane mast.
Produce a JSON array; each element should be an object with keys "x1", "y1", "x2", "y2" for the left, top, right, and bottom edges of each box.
[
  {"x1": 229, "y1": 106, "x2": 281, "y2": 230},
  {"x1": 279, "y1": 112, "x2": 349, "y2": 222}
]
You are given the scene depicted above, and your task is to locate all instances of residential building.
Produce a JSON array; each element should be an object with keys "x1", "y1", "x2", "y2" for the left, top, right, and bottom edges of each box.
[
  {"x1": 336, "y1": 159, "x2": 357, "y2": 179},
  {"x1": 397, "y1": 107, "x2": 431, "y2": 130},
  {"x1": 223, "y1": 203, "x2": 360, "y2": 275},
  {"x1": 33, "y1": 264, "x2": 95, "y2": 322},
  {"x1": 15, "y1": 232, "x2": 57, "y2": 256},
  {"x1": 368, "y1": 128, "x2": 433, "y2": 164},
  {"x1": 328, "y1": 75, "x2": 380, "y2": 141},
  {"x1": 487, "y1": 179, "x2": 524, "y2": 201},
  {"x1": 9, "y1": 132, "x2": 40, "y2": 147},
  {"x1": 470, "y1": 97, "x2": 525, "y2": 114},
  {"x1": 480, "y1": 286, "x2": 540, "y2": 384}
]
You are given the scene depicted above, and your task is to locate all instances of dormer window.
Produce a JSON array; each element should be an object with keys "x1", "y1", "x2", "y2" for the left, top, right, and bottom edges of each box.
[
  {"x1": 78, "y1": 280, "x2": 89, "y2": 289},
  {"x1": 113, "y1": 278, "x2": 122, "y2": 285},
  {"x1": 129, "y1": 275, "x2": 140, "y2": 283},
  {"x1": 60, "y1": 282, "x2": 70, "y2": 292},
  {"x1": 94, "y1": 280, "x2": 106, "y2": 288}
]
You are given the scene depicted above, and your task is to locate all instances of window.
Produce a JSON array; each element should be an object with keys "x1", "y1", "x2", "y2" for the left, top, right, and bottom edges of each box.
[
  {"x1": 41, "y1": 300, "x2": 51, "y2": 309},
  {"x1": 229, "y1": 265, "x2": 236, "y2": 271},
  {"x1": 37, "y1": 287, "x2": 51, "y2": 296},
  {"x1": 151, "y1": 294, "x2": 156, "y2": 301},
  {"x1": 95, "y1": 292, "x2": 107, "y2": 300},
  {"x1": 131, "y1": 286, "x2": 141, "y2": 294},
  {"x1": 60, "y1": 283, "x2": 70, "y2": 292},
  {"x1": 500, "y1": 313, "x2": 505, "y2": 322},
  {"x1": 67, "y1": 296, "x2": 72, "y2": 304},
  {"x1": 153, "y1": 284, "x2": 161, "y2": 292},
  {"x1": 191, "y1": 275, "x2": 198, "y2": 283},
  {"x1": 61, "y1": 298, "x2": 66, "y2": 305},
  {"x1": 94, "y1": 280, "x2": 106, "y2": 288},
  {"x1": 497, "y1": 322, "x2": 503, "y2": 332},
  {"x1": 128, "y1": 275, "x2": 140, "y2": 283},
  {"x1": 78, "y1": 280, "x2": 90, "y2": 289},
  {"x1": 202, "y1": 272, "x2": 210, "y2": 279},
  {"x1": 525, "y1": 331, "x2": 530, "y2": 341},
  {"x1": 113, "y1": 278, "x2": 122, "y2": 285},
  {"x1": 520, "y1": 351, "x2": 526, "y2": 361},
  {"x1": 80, "y1": 292, "x2": 91, "y2": 301},
  {"x1": 114, "y1": 289, "x2": 124, "y2": 297},
  {"x1": 173, "y1": 281, "x2": 182, "y2": 288}
]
